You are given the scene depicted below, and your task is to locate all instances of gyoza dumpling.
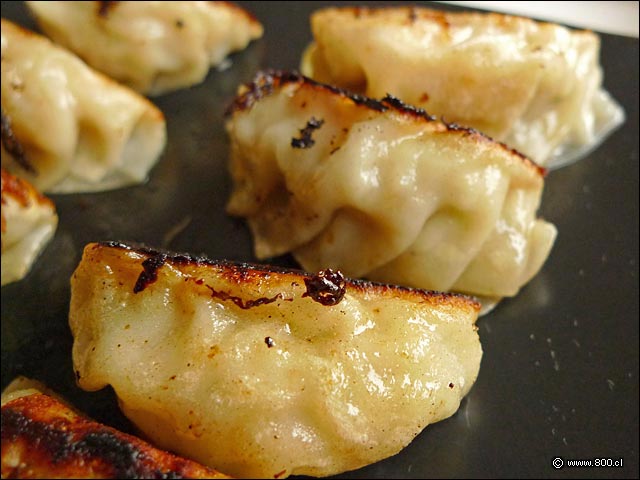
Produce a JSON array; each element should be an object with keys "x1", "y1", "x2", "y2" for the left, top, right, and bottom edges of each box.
[
  {"x1": 1, "y1": 168, "x2": 57, "y2": 286},
  {"x1": 300, "y1": 6, "x2": 625, "y2": 168},
  {"x1": 1, "y1": 19, "x2": 166, "y2": 193},
  {"x1": 1, "y1": 377, "x2": 230, "y2": 479},
  {"x1": 70, "y1": 241, "x2": 482, "y2": 478},
  {"x1": 26, "y1": 1, "x2": 264, "y2": 96},
  {"x1": 226, "y1": 71, "x2": 557, "y2": 302}
]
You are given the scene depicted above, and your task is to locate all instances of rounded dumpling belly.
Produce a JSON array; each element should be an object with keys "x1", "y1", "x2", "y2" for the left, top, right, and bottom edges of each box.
[{"x1": 70, "y1": 242, "x2": 482, "y2": 478}]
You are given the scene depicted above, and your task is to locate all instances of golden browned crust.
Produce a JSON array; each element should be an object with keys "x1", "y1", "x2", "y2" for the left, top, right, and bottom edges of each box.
[
  {"x1": 317, "y1": 5, "x2": 594, "y2": 35},
  {"x1": 1, "y1": 168, "x2": 55, "y2": 236},
  {"x1": 225, "y1": 70, "x2": 545, "y2": 177},
  {"x1": 87, "y1": 241, "x2": 480, "y2": 312},
  {"x1": 338, "y1": 5, "x2": 453, "y2": 28},
  {"x1": 1, "y1": 169, "x2": 30, "y2": 211},
  {"x1": 0, "y1": 169, "x2": 53, "y2": 210},
  {"x1": 1, "y1": 392, "x2": 230, "y2": 479}
]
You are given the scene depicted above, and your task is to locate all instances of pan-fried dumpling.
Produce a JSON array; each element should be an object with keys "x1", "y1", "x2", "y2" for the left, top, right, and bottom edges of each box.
[
  {"x1": 26, "y1": 1, "x2": 264, "y2": 96},
  {"x1": 1, "y1": 19, "x2": 166, "y2": 193},
  {"x1": 300, "y1": 6, "x2": 625, "y2": 168},
  {"x1": 1, "y1": 168, "x2": 57, "y2": 286},
  {"x1": 1, "y1": 377, "x2": 230, "y2": 479},
  {"x1": 225, "y1": 71, "x2": 557, "y2": 302},
  {"x1": 70, "y1": 241, "x2": 482, "y2": 478}
]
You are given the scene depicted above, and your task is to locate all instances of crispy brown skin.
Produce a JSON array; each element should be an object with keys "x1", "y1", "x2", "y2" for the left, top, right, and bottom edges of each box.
[
  {"x1": 226, "y1": 70, "x2": 546, "y2": 177},
  {"x1": 90, "y1": 241, "x2": 480, "y2": 311},
  {"x1": 1, "y1": 168, "x2": 55, "y2": 237},
  {"x1": 1, "y1": 392, "x2": 230, "y2": 479}
]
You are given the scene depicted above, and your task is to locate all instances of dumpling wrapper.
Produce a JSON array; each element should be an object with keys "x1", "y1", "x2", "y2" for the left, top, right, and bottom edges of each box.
[
  {"x1": 1, "y1": 19, "x2": 166, "y2": 193},
  {"x1": 1, "y1": 168, "x2": 57, "y2": 286},
  {"x1": 70, "y1": 241, "x2": 482, "y2": 478},
  {"x1": 225, "y1": 71, "x2": 557, "y2": 301},
  {"x1": 300, "y1": 6, "x2": 625, "y2": 169},
  {"x1": 1, "y1": 377, "x2": 230, "y2": 479},
  {"x1": 26, "y1": 0, "x2": 264, "y2": 96}
]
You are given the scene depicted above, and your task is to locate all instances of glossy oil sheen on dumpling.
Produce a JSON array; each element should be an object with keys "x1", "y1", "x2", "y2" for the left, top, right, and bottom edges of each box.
[
  {"x1": 1, "y1": 19, "x2": 166, "y2": 193},
  {"x1": 70, "y1": 241, "x2": 482, "y2": 478},
  {"x1": 300, "y1": 6, "x2": 624, "y2": 168},
  {"x1": 26, "y1": 1, "x2": 264, "y2": 96},
  {"x1": 226, "y1": 71, "x2": 557, "y2": 300},
  {"x1": 1, "y1": 169, "x2": 57, "y2": 286}
]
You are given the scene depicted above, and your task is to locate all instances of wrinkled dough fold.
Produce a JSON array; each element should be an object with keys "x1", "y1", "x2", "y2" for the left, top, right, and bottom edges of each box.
[
  {"x1": 226, "y1": 72, "x2": 557, "y2": 300},
  {"x1": 301, "y1": 6, "x2": 624, "y2": 168},
  {"x1": 1, "y1": 19, "x2": 166, "y2": 193},
  {"x1": 26, "y1": 0, "x2": 263, "y2": 95}
]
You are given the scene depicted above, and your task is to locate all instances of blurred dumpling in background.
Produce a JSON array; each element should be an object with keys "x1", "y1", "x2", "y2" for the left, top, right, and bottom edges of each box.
[
  {"x1": 301, "y1": 6, "x2": 625, "y2": 169},
  {"x1": 1, "y1": 19, "x2": 166, "y2": 193},
  {"x1": 1, "y1": 169, "x2": 57, "y2": 286},
  {"x1": 26, "y1": 0, "x2": 264, "y2": 96},
  {"x1": 226, "y1": 71, "x2": 557, "y2": 304},
  {"x1": 70, "y1": 241, "x2": 482, "y2": 478}
]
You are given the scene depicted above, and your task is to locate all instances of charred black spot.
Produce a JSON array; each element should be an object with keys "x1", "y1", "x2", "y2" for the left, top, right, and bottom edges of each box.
[
  {"x1": 224, "y1": 71, "x2": 543, "y2": 175},
  {"x1": 133, "y1": 253, "x2": 168, "y2": 293},
  {"x1": 1, "y1": 395, "x2": 218, "y2": 478},
  {"x1": 303, "y1": 269, "x2": 346, "y2": 306},
  {"x1": 98, "y1": 241, "x2": 310, "y2": 275},
  {"x1": 1, "y1": 108, "x2": 36, "y2": 174},
  {"x1": 380, "y1": 94, "x2": 436, "y2": 121},
  {"x1": 206, "y1": 284, "x2": 282, "y2": 309},
  {"x1": 75, "y1": 431, "x2": 144, "y2": 476},
  {"x1": 97, "y1": 1, "x2": 119, "y2": 18},
  {"x1": 291, "y1": 117, "x2": 324, "y2": 149},
  {"x1": 175, "y1": 19, "x2": 184, "y2": 29},
  {"x1": 265, "y1": 336, "x2": 275, "y2": 348},
  {"x1": 1, "y1": 407, "x2": 73, "y2": 459},
  {"x1": 2, "y1": 404, "x2": 150, "y2": 477},
  {"x1": 225, "y1": 70, "x2": 388, "y2": 117},
  {"x1": 348, "y1": 92, "x2": 388, "y2": 111},
  {"x1": 95, "y1": 242, "x2": 481, "y2": 310}
]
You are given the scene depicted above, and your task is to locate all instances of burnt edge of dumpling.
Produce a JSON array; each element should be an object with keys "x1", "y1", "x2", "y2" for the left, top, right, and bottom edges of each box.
[
  {"x1": 95, "y1": 241, "x2": 480, "y2": 312},
  {"x1": 1, "y1": 168, "x2": 55, "y2": 213},
  {"x1": 1, "y1": 392, "x2": 227, "y2": 479},
  {"x1": 225, "y1": 70, "x2": 545, "y2": 177},
  {"x1": 1, "y1": 109, "x2": 36, "y2": 175}
]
